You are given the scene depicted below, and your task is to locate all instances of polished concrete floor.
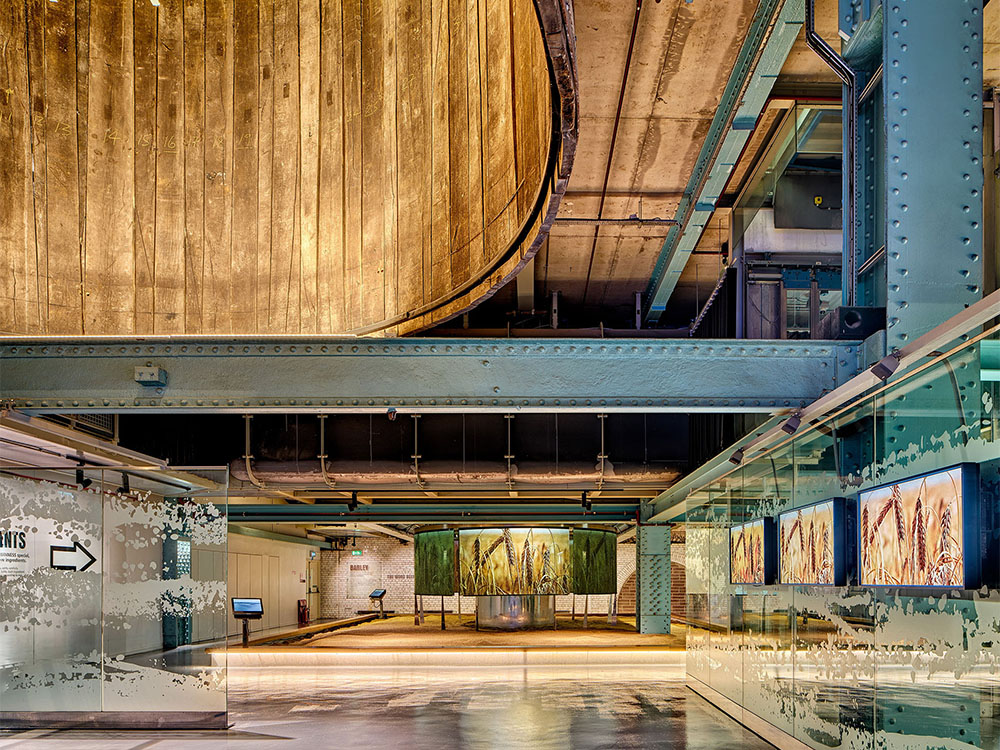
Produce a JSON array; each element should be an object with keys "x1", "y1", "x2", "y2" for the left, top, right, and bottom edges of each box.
[{"x1": 0, "y1": 667, "x2": 773, "y2": 749}]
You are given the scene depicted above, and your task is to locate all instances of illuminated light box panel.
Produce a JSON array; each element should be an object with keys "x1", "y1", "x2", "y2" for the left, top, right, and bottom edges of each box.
[
  {"x1": 730, "y1": 518, "x2": 777, "y2": 586},
  {"x1": 778, "y1": 498, "x2": 847, "y2": 586},
  {"x1": 858, "y1": 464, "x2": 980, "y2": 589}
]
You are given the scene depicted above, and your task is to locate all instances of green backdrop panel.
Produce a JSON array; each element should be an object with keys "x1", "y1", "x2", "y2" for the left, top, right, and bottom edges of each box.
[
  {"x1": 414, "y1": 530, "x2": 456, "y2": 595},
  {"x1": 571, "y1": 528, "x2": 616, "y2": 594}
]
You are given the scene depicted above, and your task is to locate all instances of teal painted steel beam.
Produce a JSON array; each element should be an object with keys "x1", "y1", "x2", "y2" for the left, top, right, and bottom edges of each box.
[
  {"x1": 643, "y1": 0, "x2": 804, "y2": 322},
  {"x1": 228, "y1": 524, "x2": 333, "y2": 549},
  {"x1": 0, "y1": 337, "x2": 861, "y2": 413},
  {"x1": 227, "y1": 503, "x2": 639, "y2": 524}
]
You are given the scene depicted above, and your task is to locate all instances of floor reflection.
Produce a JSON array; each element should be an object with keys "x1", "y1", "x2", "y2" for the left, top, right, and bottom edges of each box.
[{"x1": 0, "y1": 667, "x2": 774, "y2": 749}]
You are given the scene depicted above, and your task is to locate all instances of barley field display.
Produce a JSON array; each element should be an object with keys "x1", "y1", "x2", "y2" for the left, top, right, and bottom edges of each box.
[
  {"x1": 414, "y1": 529, "x2": 456, "y2": 596},
  {"x1": 859, "y1": 466, "x2": 970, "y2": 587},
  {"x1": 779, "y1": 501, "x2": 835, "y2": 585},
  {"x1": 459, "y1": 528, "x2": 571, "y2": 595},
  {"x1": 730, "y1": 519, "x2": 765, "y2": 585}
]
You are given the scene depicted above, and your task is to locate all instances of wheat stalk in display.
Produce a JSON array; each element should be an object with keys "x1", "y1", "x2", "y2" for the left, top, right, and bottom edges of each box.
[
  {"x1": 522, "y1": 536, "x2": 533, "y2": 590},
  {"x1": 808, "y1": 520, "x2": 816, "y2": 577},
  {"x1": 861, "y1": 505, "x2": 871, "y2": 568},
  {"x1": 503, "y1": 529, "x2": 517, "y2": 568},
  {"x1": 797, "y1": 510, "x2": 805, "y2": 553},
  {"x1": 913, "y1": 496, "x2": 926, "y2": 576},
  {"x1": 939, "y1": 505, "x2": 952, "y2": 558}
]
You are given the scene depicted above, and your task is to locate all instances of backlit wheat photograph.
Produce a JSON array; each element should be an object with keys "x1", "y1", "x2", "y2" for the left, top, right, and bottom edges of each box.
[
  {"x1": 459, "y1": 528, "x2": 570, "y2": 595},
  {"x1": 730, "y1": 519, "x2": 765, "y2": 585},
  {"x1": 779, "y1": 501, "x2": 834, "y2": 585},
  {"x1": 859, "y1": 467, "x2": 965, "y2": 587}
]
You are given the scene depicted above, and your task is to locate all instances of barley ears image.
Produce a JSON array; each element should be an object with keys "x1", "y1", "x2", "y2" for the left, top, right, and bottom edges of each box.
[
  {"x1": 859, "y1": 468, "x2": 964, "y2": 587},
  {"x1": 779, "y1": 501, "x2": 834, "y2": 584},
  {"x1": 730, "y1": 520, "x2": 765, "y2": 584},
  {"x1": 459, "y1": 528, "x2": 570, "y2": 595}
]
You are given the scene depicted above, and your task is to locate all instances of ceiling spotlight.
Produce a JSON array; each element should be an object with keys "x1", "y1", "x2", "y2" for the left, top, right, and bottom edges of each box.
[
  {"x1": 780, "y1": 414, "x2": 802, "y2": 435},
  {"x1": 116, "y1": 472, "x2": 130, "y2": 495},
  {"x1": 870, "y1": 353, "x2": 901, "y2": 381},
  {"x1": 728, "y1": 448, "x2": 745, "y2": 466},
  {"x1": 76, "y1": 468, "x2": 92, "y2": 489},
  {"x1": 387, "y1": 407, "x2": 397, "y2": 421}
]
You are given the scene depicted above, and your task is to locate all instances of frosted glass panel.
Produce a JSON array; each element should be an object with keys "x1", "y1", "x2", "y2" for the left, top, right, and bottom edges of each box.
[
  {"x1": 0, "y1": 475, "x2": 102, "y2": 713},
  {"x1": 0, "y1": 467, "x2": 228, "y2": 727}
]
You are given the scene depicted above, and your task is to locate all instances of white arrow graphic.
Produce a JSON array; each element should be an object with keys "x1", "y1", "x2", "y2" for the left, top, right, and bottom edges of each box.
[{"x1": 49, "y1": 541, "x2": 97, "y2": 572}]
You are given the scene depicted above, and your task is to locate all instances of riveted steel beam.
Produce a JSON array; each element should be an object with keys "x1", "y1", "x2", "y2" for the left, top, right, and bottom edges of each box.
[{"x1": 0, "y1": 337, "x2": 860, "y2": 413}]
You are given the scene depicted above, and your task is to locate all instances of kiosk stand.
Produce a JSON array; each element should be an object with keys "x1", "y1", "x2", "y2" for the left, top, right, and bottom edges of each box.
[
  {"x1": 369, "y1": 589, "x2": 387, "y2": 619},
  {"x1": 232, "y1": 597, "x2": 264, "y2": 648}
]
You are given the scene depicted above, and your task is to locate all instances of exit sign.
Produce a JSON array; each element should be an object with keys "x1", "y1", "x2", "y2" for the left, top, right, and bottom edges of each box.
[{"x1": 351, "y1": 550, "x2": 363, "y2": 556}]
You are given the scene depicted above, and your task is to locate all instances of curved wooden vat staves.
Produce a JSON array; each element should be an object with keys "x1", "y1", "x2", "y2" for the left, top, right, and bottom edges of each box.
[{"x1": 0, "y1": 0, "x2": 577, "y2": 336}]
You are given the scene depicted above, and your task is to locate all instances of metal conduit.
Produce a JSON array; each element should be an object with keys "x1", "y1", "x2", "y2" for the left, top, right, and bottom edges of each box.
[{"x1": 804, "y1": 0, "x2": 857, "y2": 305}]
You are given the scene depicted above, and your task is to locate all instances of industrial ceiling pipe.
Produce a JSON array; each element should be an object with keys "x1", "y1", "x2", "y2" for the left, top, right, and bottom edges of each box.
[
  {"x1": 228, "y1": 459, "x2": 680, "y2": 487},
  {"x1": 804, "y1": 0, "x2": 857, "y2": 305}
]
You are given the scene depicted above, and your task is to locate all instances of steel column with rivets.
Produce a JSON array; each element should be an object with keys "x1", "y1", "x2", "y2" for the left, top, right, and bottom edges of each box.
[
  {"x1": 883, "y1": 0, "x2": 983, "y2": 347},
  {"x1": 636, "y1": 524, "x2": 671, "y2": 634},
  {"x1": 878, "y1": 1, "x2": 985, "y2": 468}
]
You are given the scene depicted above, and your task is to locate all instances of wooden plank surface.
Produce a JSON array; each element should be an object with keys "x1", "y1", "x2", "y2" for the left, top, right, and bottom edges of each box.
[
  {"x1": 361, "y1": 0, "x2": 385, "y2": 324},
  {"x1": 43, "y1": 0, "x2": 83, "y2": 332},
  {"x1": 132, "y1": 0, "x2": 157, "y2": 334},
  {"x1": 183, "y1": 0, "x2": 206, "y2": 331},
  {"x1": 270, "y1": 0, "x2": 300, "y2": 331},
  {"x1": 395, "y1": 0, "x2": 430, "y2": 313},
  {"x1": 203, "y1": 0, "x2": 233, "y2": 332},
  {"x1": 341, "y1": 0, "x2": 362, "y2": 328},
  {"x1": 430, "y1": 0, "x2": 450, "y2": 301},
  {"x1": 317, "y1": 0, "x2": 344, "y2": 332},
  {"x1": 299, "y1": 0, "x2": 321, "y2": 331},
  {"x1": 24, "y1": 0, "x2": 47, "y2": 333},
  {"x1": 0, "y1": 1, "x2": 29, "y2": 331},
  {"x1": 256, "y1": 0, "x2": 274, "y2": 332},
  {"x1": 84, "y1": 0, "x2": 134, "y2": 334},
  {"x1": 0, "y1": 0, "x2": 559, "y2": 336},
  {"x1": 232, "y1": 0, "x2": 259, "y2": 331},
  {"x1": 154, "y1": 0, "x2": 187, "y2": 333}
]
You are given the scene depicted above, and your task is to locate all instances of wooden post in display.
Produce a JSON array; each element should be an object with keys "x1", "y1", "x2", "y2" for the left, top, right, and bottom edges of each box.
[{"x1": 440, "y1": 595, "x2": 445, "y2": 630}]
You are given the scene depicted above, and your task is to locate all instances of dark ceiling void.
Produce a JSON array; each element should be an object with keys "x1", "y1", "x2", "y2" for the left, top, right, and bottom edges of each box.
[{"x1": 117, "y1": 412, "x2": 692, "y2": 482}]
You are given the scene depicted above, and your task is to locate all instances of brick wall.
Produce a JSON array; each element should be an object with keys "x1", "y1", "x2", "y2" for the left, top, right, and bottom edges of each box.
[
  {"x1": 616, "y1": 543, "x2": 685, "y2": 618},
  {"x1": 319, "y1": 538, "x2": 480, "y2": 619}
]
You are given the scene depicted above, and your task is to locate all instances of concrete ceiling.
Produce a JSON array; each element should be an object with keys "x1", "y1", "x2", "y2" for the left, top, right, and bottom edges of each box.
[{"x1": 536, "y1": 0, "x2": 759, "y2": 321}]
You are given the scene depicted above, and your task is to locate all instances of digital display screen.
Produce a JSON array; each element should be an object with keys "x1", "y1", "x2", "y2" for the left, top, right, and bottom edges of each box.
[
  {"x1": 859, "y1": 466, "x2": 975, "y2": 587},
  {"x1": 779, "y1": 499, "x2": 844, "y2": 585},
  {"x1": 369, "y1": 589, "x2": 386, "y2": 598},
  {"x1": 232, "y1": 597, "x2": 263, "y2": 614}
]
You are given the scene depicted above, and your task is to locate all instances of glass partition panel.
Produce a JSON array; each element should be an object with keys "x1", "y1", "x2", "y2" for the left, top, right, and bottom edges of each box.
[
  {"x1": 0, "y1": 470, "x2": 103, "y2": 715},
  {"x1": 686, "y1": 325, "x2": 1000, "y2": 750},
  {"x1": 0, "y1": 462, "x2": 227, "y2": 728}
]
